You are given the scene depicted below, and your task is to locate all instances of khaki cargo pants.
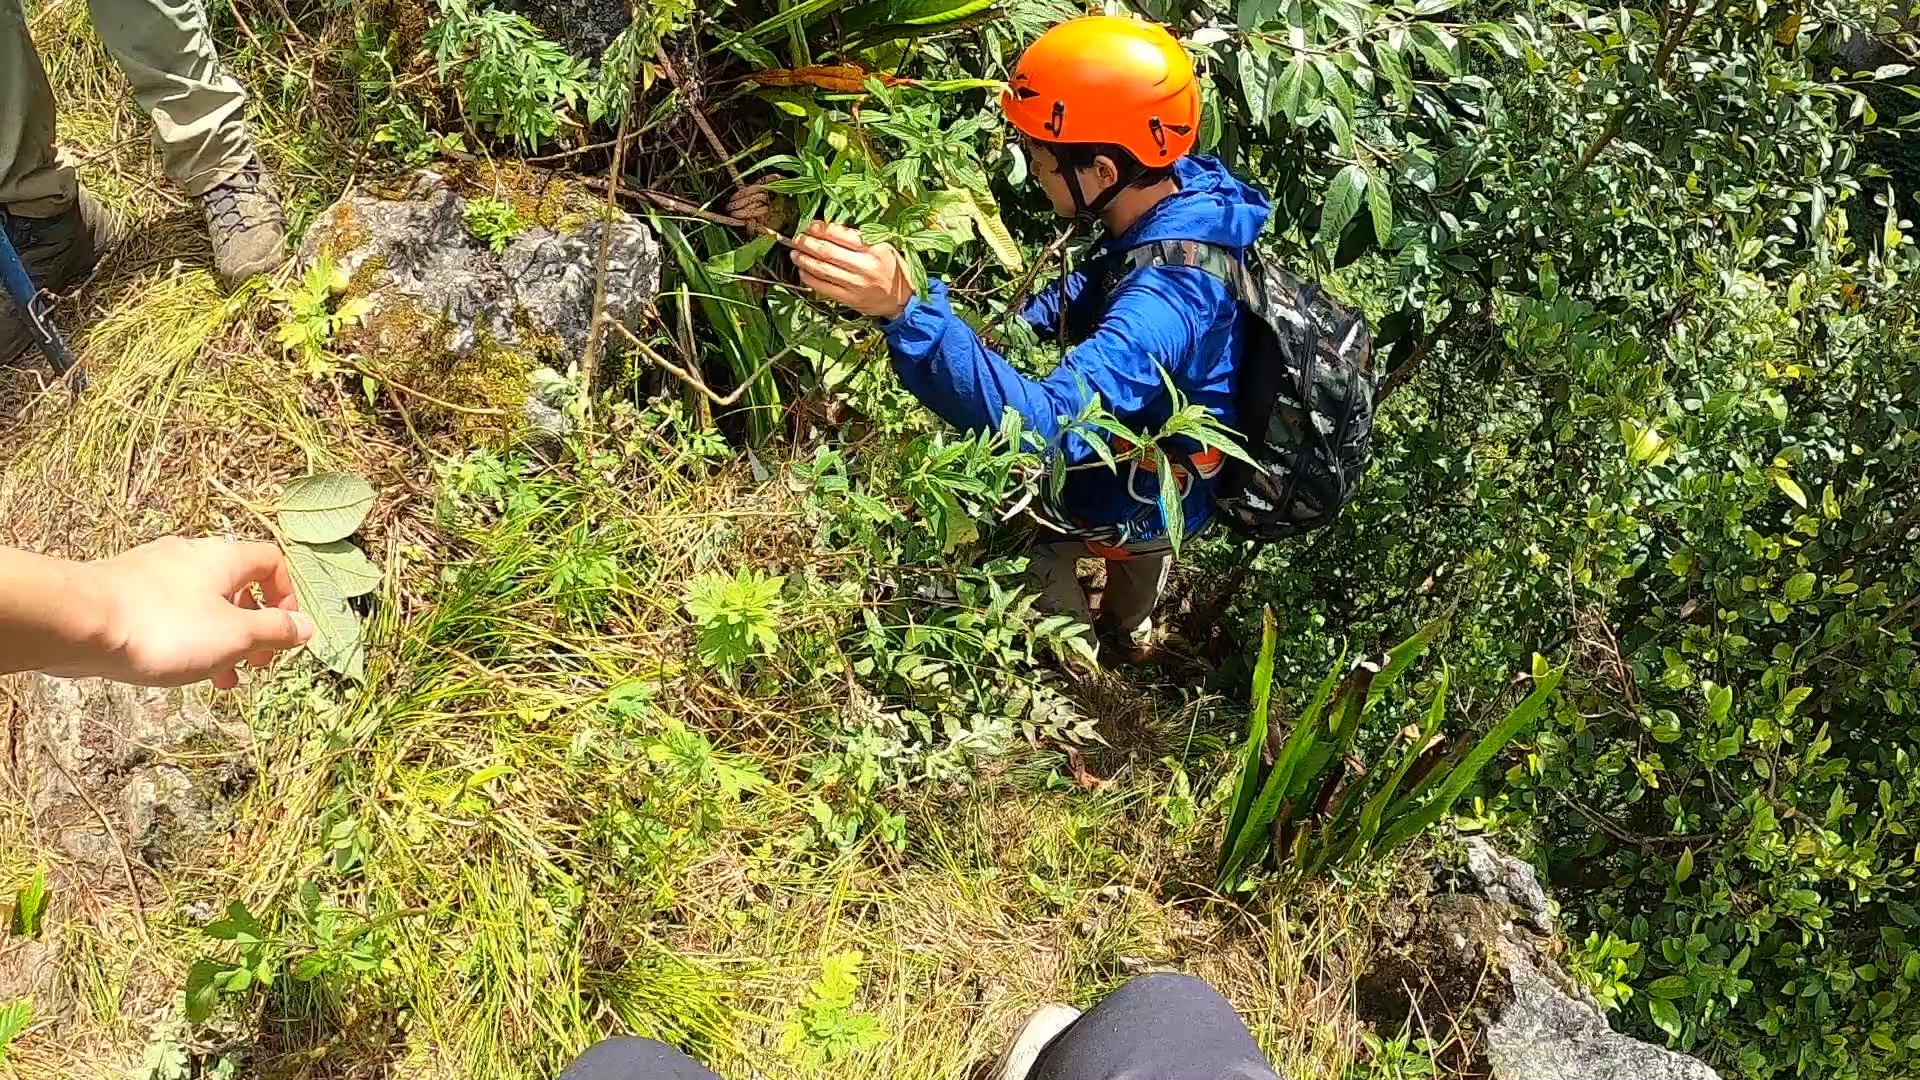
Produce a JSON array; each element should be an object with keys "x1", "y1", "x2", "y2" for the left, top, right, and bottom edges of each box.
[
  {"x1": 1025, "y1": 540, "x2": 1173, "y2": 652},
  {"x1": 0, "y1": 0, "x2": 250, "y2": 216}
]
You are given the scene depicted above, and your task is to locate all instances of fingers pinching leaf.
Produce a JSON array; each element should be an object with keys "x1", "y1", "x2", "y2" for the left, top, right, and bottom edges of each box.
[{"x1": 277, "y1": 472, "x2": 376, "y2": 544}]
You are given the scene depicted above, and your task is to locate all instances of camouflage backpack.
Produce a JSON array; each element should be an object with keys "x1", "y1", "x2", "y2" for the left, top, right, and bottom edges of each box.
[{"x1": 1096, "y1": 239, "x2": 1379, "y2": 542}]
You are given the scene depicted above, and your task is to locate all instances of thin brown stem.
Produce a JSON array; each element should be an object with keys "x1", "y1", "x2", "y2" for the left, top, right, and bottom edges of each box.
[
  {"x1": 581, "y1": 178, "x2": 802, "y2": 251},
  {"x1": 657, "y1": 50, "x2": 746, "y2": 186},
  {"x1": 41, "y1": 748, "x2": 151, "y2": 944},
  {"x1": 609, "y1": 321, "x2": 788, "y2": 406},
  {"x1": 580, "y1": 37, "x2": 646, "y2": 409}
]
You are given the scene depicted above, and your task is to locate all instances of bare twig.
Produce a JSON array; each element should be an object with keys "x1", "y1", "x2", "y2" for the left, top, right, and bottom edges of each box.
[
  {"x1": 525, "y1": 129, "x2": 646, "y2": 164},
  {"x1": 998, "y1": 223, "x2": 1079, "y2": 333},
  {"x1": 580, "y1": 36, "x2": 647, "y2": 409},
  {"x1": 40, "y1": 748, "x2": 151, "y2": 945},
  {"x1": 1379, "y1": 304, "x2": 1473, "y2": 400},
  {"x1": 341, "y1": 359, "x2": 514, "y2": 417},
  {"x1": 609, "y1": 321, "x2": 788, "y2": 406},
  {"x1": 656, "y1": 50, "x2": 746, "y2": 186},
  {"x1": 1570, "y1": 0, "x2": 1701, "y2": 175},
  {"x1": 581, "y1": 177, "x2": 802, "y2": 251}
]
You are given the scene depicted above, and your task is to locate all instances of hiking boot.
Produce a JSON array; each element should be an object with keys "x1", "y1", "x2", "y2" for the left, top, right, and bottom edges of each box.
[
  {"x1": 199, "y1": 159, "x2": 286, "y2": 290},
  {"x1": 994, "y1": 1004, "x2": 1082, "y2": 1080},
  {"x1": 1, "y1": 187, "x2": 123, "y2": 366}
]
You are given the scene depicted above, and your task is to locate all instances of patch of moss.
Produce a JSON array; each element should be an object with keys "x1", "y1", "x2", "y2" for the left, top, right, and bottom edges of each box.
[
  {"x1": 460, "y1": 160, "x2": 578, "y2": 231},
  {"x1": 315, "y1": 201, "x2": 371, "y2": 264},
  {"x1": 353, "y1": 302, "x2": 537, "y2": 444},
  {"x1": 343, "y1": 255, "x2": 388, "y2": 302}
]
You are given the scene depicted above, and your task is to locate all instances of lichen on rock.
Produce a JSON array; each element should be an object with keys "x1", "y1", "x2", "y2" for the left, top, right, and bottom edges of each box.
[{"x1": 296, "y1": 168, "x2": 659, "y2": 373}]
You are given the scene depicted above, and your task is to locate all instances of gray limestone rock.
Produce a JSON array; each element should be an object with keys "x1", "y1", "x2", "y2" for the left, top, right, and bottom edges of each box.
[
  {"x1": 1488, "y1": 935, "x2": 1721, "y2": 1080},
  {"x1": 297, "y1": 171, "x2": 660, "y2": 361},
  {"x1": 3, "y1": 676, "x2": 250, "y2": 872},
  {"x1": 1464, "y1": 836, "x2": 1554, "y2": 934},
  {"x1": 1361, "y1": 841, "x2": 1723, "y2": 1080}
]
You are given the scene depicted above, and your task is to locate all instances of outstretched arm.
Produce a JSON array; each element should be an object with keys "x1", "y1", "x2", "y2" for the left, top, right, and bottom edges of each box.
[
  {"x1": 788, "y1": 221, "x2": 1208, "y2": 453},
  {"x1": 0, "y1": 538, "x2": 314, "y2": 688}
]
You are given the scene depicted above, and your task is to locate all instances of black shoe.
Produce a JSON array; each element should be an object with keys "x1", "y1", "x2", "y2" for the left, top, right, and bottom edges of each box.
[{"x1": 1, "y1": 188, "x2": 122, "y2": 365}]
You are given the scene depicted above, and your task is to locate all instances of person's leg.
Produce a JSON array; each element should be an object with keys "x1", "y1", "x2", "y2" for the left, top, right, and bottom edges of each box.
[
  {"x1": 559, "y1": 1037, "x2": 721, "y2": 1080},
  {"x1": 1032, "y1": 973, "x2": 1280, "y2": 1080},
  {"x1": 1099, "y1": 549, "x2": 1172, "y2": 650},
  {"x1": 1025, "y1": 541, "x2": 1098, "y2": 629},
  {"x1": 0, "y1": 0, "x2": 78, "y2": 215},
  {"x1": 86, "y1": 0, "x2": 283, "y2": 287},
  {"x1": 84, "y1": 0, "x2": 249, "y2": 196}
]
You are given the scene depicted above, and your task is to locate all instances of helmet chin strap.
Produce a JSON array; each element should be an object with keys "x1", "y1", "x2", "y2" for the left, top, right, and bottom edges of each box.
[{"x1": 1063, "y1": 159, "x2": 1138, "y2": 221}]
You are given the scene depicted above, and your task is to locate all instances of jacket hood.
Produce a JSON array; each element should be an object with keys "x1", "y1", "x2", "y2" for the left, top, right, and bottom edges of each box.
[{"x1": 1109, "y1": 155, "x2": 1270, "y2": 251}]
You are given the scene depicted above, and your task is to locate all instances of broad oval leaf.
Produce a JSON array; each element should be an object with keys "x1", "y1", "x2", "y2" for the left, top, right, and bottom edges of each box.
[
  {"x1": 285, "y1": 541, "x2": 368, "y2": 680},
  {"x1": 1772, "y1": 472, "x2": 1808, "y2": 509},
  {"x1": 278, "y1": 473, "x2": 376, "y2": 544},
  {"x1": 1649, "y1": 997, "x2": 1683, "y2": 1039},
  {"x1": 1649, "y1": 974, "x2": 1694, "y2": 999},
  {"x1": 290, "y1": 539, "x2": 383, "y2": 599}
]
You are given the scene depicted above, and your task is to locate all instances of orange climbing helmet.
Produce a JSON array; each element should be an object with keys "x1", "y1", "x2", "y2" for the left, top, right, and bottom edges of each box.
[{"x1": 1001, "y1": 15, "x2": 1201, "y2": 166}]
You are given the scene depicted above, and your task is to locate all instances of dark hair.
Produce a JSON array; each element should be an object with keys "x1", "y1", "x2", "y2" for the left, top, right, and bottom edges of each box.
[{"x1": 1040, "y1": 140, "x2": 1176, "y2": 189}]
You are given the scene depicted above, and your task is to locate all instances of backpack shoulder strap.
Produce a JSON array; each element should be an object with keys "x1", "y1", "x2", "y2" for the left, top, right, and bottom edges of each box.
[{"x1": 1098, "y1": 240, "x2": 1257, "y2": 309}]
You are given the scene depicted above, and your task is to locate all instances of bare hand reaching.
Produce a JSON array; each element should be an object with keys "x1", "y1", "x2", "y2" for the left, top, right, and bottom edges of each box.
[
  {"x1": 789, "y1": 221, "x2": 916, "y2": 320},
  {"x1": 4, "y1": 537, "x2": 315, "y2": 689}
]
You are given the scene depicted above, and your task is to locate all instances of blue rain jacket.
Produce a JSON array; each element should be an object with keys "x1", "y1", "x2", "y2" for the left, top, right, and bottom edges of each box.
[{"x1": 881, "y1": 156, "x2": 1271, "y2": 544}]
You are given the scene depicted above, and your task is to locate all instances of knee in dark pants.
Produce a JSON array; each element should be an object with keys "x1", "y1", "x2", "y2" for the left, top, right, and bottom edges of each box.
[
  {"x1": 1104, "y1": 972, "x2": 1221, "y2": 1007},
  {"x1": 559, "y1": 1037, "x2": 720, "y2": 1080},
  {"x1": 1034, "y1": 972, "x2": 1279, "y2": 1080}
]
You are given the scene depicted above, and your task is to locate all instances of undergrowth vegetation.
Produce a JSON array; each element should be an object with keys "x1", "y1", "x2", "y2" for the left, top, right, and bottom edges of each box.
[{"x1": 0, "y1": 0, "x2": 1917, "y2": 1076}]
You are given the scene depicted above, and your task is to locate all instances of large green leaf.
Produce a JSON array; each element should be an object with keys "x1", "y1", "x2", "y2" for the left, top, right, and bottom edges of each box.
[
  {"x1": 1343, "y1": 667, "x2": 1448, "y2": 867},
  {"x1": 289, "y1": 539, "x2": 382, "y2": 599},
  {"x1": 286, "y1": 543, "x2": 367, "y2": 680},
  {"x1": 277, "y1": 473, "x2": 376, "y2": 545},
  {"x1": 1317, "y1": 164, "x2": 1368, "y2": 245},
  {"x1": 1367, "y1": 620, "x2": 1444, "y2": 709},
  {"x1": 7, "y1": 867, "x2": 46, "y2": 938},
  {"x1": 1220, "y1": 648, "x2": 1350, "y2": 887},
  {"x1": 1375, "y1": 666, "x2": 1566, "y2": 853},
  {"x1": 1368, "y1": 172, "x2": 1394, "y2": 245},
  {"x1": 964, "y1": 190, "x2": 1024, "y2": 272},
  {"x1": 0, "y1": 997, "x2": 30, "y2": 1060}
]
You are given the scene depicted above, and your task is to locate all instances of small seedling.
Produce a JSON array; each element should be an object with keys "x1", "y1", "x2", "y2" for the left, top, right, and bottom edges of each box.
[
  {"x1": 463, "y1": 195, "x2": 528, "y2": 253},
  {"x1": 7, "y1": 868, "x2": 46, "y2": 938},
  {"x1": 272, "y1": 256, "x2": 373, "y2": 377}
]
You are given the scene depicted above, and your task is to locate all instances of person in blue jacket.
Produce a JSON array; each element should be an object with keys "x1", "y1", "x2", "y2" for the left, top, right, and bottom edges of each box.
[{"x1": 789, "y1": 15, "x2": 1269, "y2": 662}]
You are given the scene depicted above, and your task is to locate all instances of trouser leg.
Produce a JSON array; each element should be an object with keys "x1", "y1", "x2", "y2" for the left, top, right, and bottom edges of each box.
[
  {"x1": 0, "y1": 0, "x2": 78, "y2": 215},
  {"x1": 1033, "y1": 973, "x2": 1281, "y2": 1080},
  {"x1": 87, "y1": 0, "x2": 251, "y2": 196},
  {"x1": 1026, "y1": 541, "x2": 1098, "y2": 633},
  {"x1": 560, "y1": 1038, "x2": 722, "y2": 1080},
  {"x1": 1099, "y1": 551, "x2": 1171, "y2": 647}
]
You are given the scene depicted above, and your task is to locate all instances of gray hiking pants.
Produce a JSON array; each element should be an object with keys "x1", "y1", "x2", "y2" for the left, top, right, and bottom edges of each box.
[{"x1": 559, "y1": 973, "x2": 1282, "y2": 1080}]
